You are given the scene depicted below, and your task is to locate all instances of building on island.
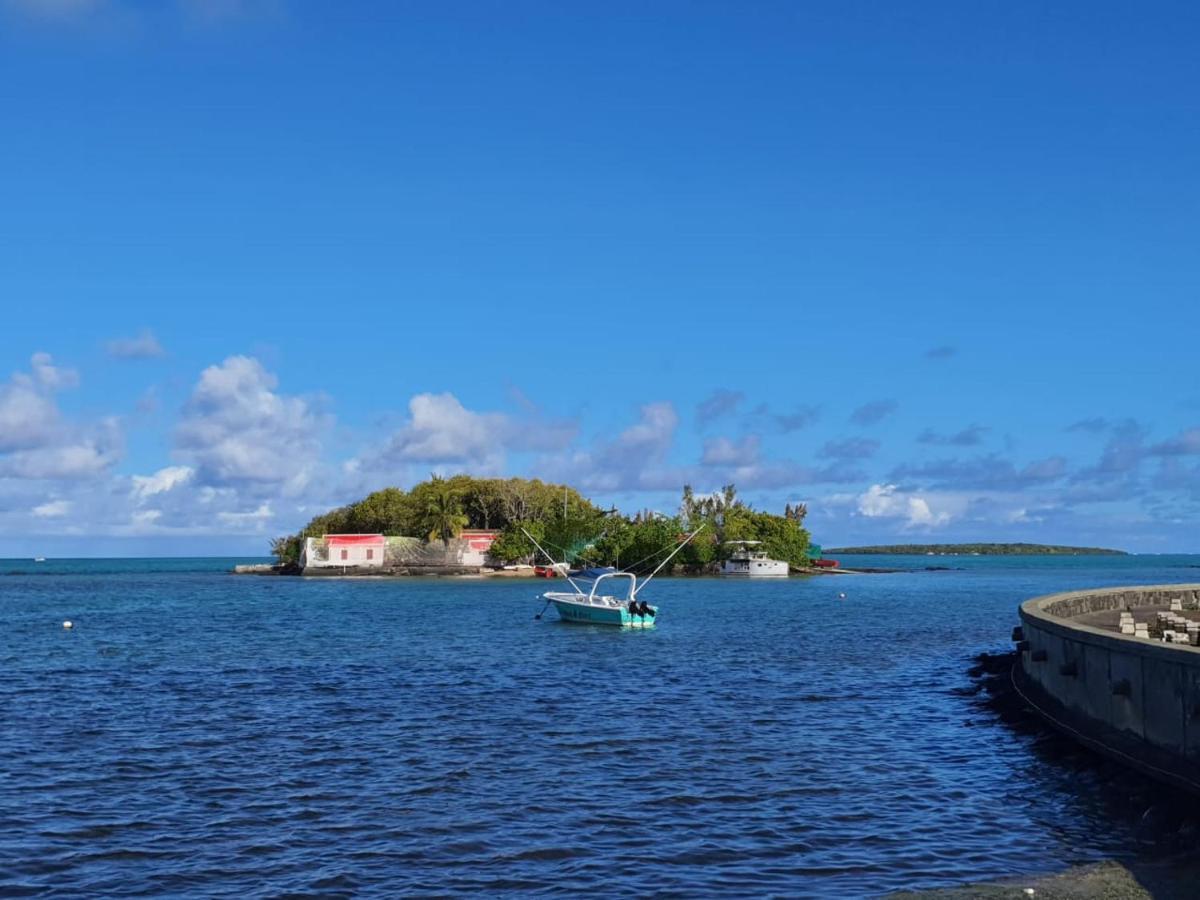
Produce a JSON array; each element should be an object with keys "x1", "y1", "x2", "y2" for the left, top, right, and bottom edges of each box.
[
  {"x1": 302, "y1": 533, "x2": 386, "y2": 569},
  {"x1": 459, "y1": 530, "x2": 500, "y2": 566},
  {"x1": 300, "y1": 530, "x2": 501, "y2": 570}
]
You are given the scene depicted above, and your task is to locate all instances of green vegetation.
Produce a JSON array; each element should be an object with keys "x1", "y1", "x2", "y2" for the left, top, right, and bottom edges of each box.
[
  {"x1": 422, "y1": 476, "x2": 469, "y2": 547},
  {"x1": 272, "y1": 476, "x2": 811, "y2": 573},
  {"x1": 825, "y1": 542, "x2": 1126, "y2": 556}
]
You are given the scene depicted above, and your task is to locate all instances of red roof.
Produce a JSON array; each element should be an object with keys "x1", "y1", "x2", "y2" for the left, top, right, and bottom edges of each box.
[
  {"x1": 326, "y1": 534, "x2": 386, "y2": 546},
  {"x1": 459, "y1": 529, "x2": 498, "y2": 550}
]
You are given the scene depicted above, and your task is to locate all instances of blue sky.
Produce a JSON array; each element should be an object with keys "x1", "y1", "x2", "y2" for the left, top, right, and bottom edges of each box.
[{"x1": 2, "y1": 0, "x2": 1199, "y2": 555}]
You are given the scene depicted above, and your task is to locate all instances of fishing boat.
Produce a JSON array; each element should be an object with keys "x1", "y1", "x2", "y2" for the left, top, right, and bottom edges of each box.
[
  {"x1": 720, "y1": 541, "x2": 788, "y2": 577},
  {"x1": 544, "y1": 572, "x2": 658, "y2": 627},
  {"x1": 526, "y1": 525, "x2": 704, "y2": 628}
]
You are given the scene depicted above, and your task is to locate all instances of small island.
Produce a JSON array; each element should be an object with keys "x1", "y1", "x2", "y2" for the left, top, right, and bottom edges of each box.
[
  {"x1": 826, "y1": 542, "x2": 1127, "y2": 556},
  {"x1": 257, "y1": 476, "x2": 818, "y2": 577}
]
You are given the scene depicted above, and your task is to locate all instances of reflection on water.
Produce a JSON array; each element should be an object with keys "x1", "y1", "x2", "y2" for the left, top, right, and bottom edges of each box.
[{"x1": 1, "y1": 556, "x2": 1199, "y2": 896}]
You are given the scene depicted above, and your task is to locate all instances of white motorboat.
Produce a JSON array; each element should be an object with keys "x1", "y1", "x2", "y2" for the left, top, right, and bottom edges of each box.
[
  {"x1": 526, "y1": 525, "x2": 705, "y2": 627},
  {"x1": 720, "y1": 541, "x2": 788, "y2": 577},
  {"x1": 543, "y1": 572, "x2": 658, "y2": 627}
]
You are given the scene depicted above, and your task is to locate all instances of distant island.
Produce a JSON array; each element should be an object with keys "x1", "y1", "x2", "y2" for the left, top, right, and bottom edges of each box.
[{"x1": 826, "y1": 542, "x2": 1127, "y2": 556}]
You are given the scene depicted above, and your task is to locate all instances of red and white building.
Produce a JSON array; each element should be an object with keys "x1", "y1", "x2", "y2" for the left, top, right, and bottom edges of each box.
[
  {"x1": 303, "y1": 533, "x2": 386, "y2": 568},
  {"x1": 301, "y1": 530, "x2": 502, "y2": 569},
  {"x1": 459, "y1": 530, "x2": 499, "y2": 565}
]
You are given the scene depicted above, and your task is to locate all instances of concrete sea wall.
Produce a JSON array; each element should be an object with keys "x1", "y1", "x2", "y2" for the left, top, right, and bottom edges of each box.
[{"x1": 1017, "y1": 583, "x2": 1200, "y2": 793}]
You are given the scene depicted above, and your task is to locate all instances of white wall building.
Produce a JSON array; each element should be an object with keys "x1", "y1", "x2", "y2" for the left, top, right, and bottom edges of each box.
[{"x1": 303, "y1": 534, "x2": 386, "y2": 568}]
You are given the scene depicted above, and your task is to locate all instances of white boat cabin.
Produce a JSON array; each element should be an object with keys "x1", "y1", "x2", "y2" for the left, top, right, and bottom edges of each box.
[{"x1": 720, "y1": 541, "x2": 789, "y2": 577}]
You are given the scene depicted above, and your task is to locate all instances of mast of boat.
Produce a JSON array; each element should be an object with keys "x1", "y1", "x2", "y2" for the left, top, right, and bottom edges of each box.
[
  {"x1": 633, "y1": 523, "x2": 706, "y2": 598},
  {"x1": 519, "y1": 526, "x2": 586, "y2": 594}
]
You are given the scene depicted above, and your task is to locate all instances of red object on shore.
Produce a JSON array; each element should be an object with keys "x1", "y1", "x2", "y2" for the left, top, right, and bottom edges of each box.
[
  {"x1": 534, "y1": 565, "x2": 557, "y2": 578},
  {"x1": 813, "y1": 558, "x2": 839, "y2": 568}
]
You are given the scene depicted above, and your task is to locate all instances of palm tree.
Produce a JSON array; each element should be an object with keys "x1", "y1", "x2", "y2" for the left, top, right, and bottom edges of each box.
[{"x1": 423, "y1": 478, "x2": 469, "y2": 548}]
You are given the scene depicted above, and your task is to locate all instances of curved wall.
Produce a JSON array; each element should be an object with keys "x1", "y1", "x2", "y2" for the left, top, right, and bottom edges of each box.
[{"x1": 1017, "y1": 584, "x2": 1200, "y2": 793}]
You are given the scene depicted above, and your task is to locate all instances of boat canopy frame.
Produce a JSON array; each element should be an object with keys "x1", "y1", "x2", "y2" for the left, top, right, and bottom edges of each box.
[{"x1": 586, "y1": 571, "x2": 638, "y2": 603}]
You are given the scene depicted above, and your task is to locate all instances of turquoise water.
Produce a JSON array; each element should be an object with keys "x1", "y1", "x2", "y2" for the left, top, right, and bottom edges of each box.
[{"x1": 3, "y1": 555, "x2": 1200, "y2": 896}]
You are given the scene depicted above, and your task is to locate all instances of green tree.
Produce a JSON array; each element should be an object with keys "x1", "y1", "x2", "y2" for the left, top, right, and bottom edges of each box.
[
  {"x1": 460, "y1": 478, "x2": 506, "y2": 529},
  {"x1": 748, "y1": 509, "x2": 810, "y2": 567},
  {"x1": 346, "y1": 487, "x2": 408, "y2": 534},
  {"x1": 299, "y1": 505, "x2": 354, "y2": 540},
  {"x1": 488, "y1": 519, "x2": 547, "y2": 564},
  {"x1": 421, "y1": 477, "x2": 469, "y2": 547},
  {"x1": 588, "y1": 517, "x2": 633, "y2": 568},
  {"x1": 621, "y1": 514, "x2": 685, "y2": 575},
  {"x1": 270, "y1": 535, "x2": 303, "y2": 567}
]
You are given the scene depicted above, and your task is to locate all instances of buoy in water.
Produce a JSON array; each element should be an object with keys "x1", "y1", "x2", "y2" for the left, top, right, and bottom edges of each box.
[
  {"x1": 62, "y1": 620, "x2": 73, "y2": 629},
  {"x1": 838, "y1": 592, "x2": 846, "y2": 600}
]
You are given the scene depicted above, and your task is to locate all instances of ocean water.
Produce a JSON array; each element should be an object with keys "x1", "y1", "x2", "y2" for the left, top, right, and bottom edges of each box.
[{"x1": 3, "y1": 555, "x2": 1200, "y2": 896}]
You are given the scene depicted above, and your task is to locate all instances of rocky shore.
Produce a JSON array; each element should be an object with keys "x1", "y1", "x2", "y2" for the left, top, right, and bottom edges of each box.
[{"x1": 893, "y1": 857, "x2": 1200, "y2": 899}]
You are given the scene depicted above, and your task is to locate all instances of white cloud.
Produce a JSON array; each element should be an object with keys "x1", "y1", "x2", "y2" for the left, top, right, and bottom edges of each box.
[
  {"x1": 106, "y1": 330, "x2": 166, "y2": 360},
  {"x1": 701, "y1": 435, "x2": 760, "y2": 467},
  {"x1": 1005, "y1": 507, "x2": 1045, "y2": 524},
  {"x1": 29, "y1": 352, "x2": 79, "y2": 390},
  {"x1": 359, "y1": 391, "x2": 576, "y2": 479},
  {"x1": 1, "y1": 427, "x2": 122, "y2": 479},
  {"x1": 604, "y1": 402, "x2": 677, "y2": 463},
  {"x1": 175, "y1": 356, "x2": 325, "y2": 491},
  {"x1": 0, "y1": 374, "x2": 60, "y2": 452},
  {"x1": 544, "y1": 405, "x2": 686, "y2": 496},
  {"x1": 573, "y1": 402, "x2": 681, "y2": 491},
  {"x1": 384, "y1": 392, "x2": 509, "y2": 469},
  {"x1": 217, "y1": 503, "x2": 273, "y2": 528},
  {"x1": 857, "y1": 483, "x2": 952, "y2": 528},
  {"x1": 0, "y1": 352, "x2": 82, "y2": 451},
  {"x1": 131, "y1": 465, "x2": 193, "y2": 500},
  {"x1": 0, "y1": 356, "x2": 122, "y2": 479},
  {"x1": 31, "y1": 499, "x2": 71, "y2": 518}
]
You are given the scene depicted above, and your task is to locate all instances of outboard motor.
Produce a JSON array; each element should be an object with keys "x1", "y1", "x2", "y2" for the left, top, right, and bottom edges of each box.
[{"x1": 638, "y1": 601, "x2": 655, "y2": 618}]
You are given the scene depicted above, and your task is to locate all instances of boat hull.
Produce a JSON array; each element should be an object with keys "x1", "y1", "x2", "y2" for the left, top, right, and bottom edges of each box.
[
  {"x1": 721, "y1": 560, "x2": 789, "y2": 577},
  {"x1": 549, "y1": 597, "x2": 657, "y2": 627}
]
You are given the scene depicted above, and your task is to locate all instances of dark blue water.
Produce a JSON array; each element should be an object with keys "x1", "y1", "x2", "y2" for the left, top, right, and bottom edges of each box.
[{"x1": 3, "y1": 556, "x2": 1200, "y2": 896}]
